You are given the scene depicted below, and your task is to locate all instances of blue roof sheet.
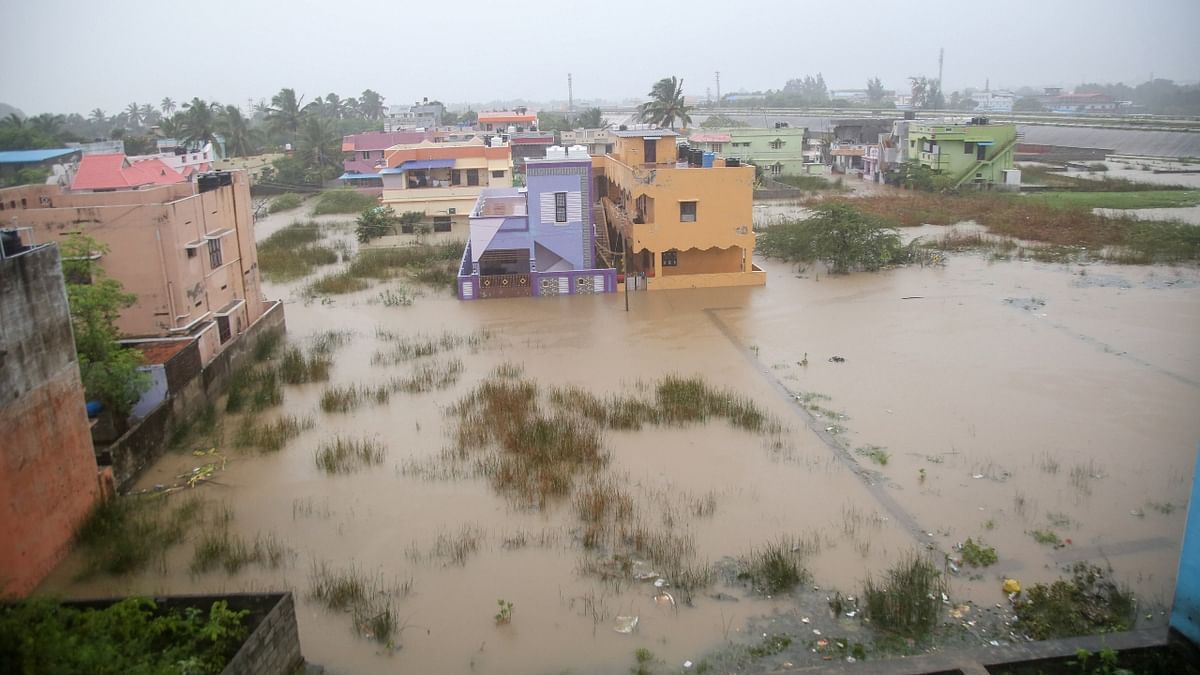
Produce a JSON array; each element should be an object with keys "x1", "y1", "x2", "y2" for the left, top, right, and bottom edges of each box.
[
  {"x1": 338, "y1": 172, "x2": 381, "y2": 180},
  {"x1": 400, "y1": 159, "x2": 456, "y2": 171},
  {"x1": 0, "y1": 148, "x2": 78, "y2": 164}
]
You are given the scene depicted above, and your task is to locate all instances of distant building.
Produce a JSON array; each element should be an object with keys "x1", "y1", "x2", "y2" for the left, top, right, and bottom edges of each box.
[
  {"x1": 140, "y1": 140, "x2": 218, "y2": 178},
  {"x1": 384, "y1": 98, "x2": 446, "y2": 131},
  {"x1": 0, "y1": 148, "x2": 81, "y2": 186},
  {"x1": 601, "y1": 127, "x2": 764, "y2": 290},
  {"x1": 508, "y1": 131, "x2": 556, "y2": 175},
  {"x1": 968, "y1": 90, "x2": 1016, "y2": 113},
  {"x1": 688, "y1": 126, "x2": 808, "y2": 176},
  {"x1": 829, "y1": 89, "x2": 870, "y2": 104},
  {"x1": 477, "y1": 110, "x2": 538, "y2": 133},
  {"x1": 1048, "y1": 92, "x2": 1121, "y2": 114},
  {"x1": 339, "y1": 131, "x2": 428, "y2": 187},
  {"x1": 0, "y1": 240, "x2": 103, "y2": 597},
  {"x1": 559, "y1": 128, "x2": 615, "y2": 156},
  {"x1": 378, "y1": 139, "x2": 512, "y2": 233},
  {"x1": 2, "y1": 172, "x2": 270, "y2": 366},
  {"x1": 456, "y1": 146, "x2": 615, "y2": 300},
  {"x1": 71, "y1": 153, "x2": 186, "y2": 191},
  {"x1": 906, "y1": 118, "x2": 1017, "y2": 188}
]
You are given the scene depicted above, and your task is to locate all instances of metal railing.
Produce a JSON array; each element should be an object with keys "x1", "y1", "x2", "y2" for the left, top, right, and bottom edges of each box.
[{"x1": 0, "y1": 227, "x2": 43, "y2": 261}]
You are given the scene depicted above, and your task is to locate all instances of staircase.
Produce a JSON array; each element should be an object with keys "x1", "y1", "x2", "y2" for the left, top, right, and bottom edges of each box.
[
  {"x1": 592, "y1": 205, "x2": 617, "y2": 268},
  {"x1": 951, "y1": 135, "x2": 1020, "y2": 189}
]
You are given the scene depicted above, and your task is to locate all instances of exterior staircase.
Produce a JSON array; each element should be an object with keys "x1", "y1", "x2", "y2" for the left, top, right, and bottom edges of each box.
[
  {"x1": 951, "y1": 135, "x2": 1020, "y2": 189},
  {"x1": 592, "y1": 204, "x2": 618, "y2": 268}
]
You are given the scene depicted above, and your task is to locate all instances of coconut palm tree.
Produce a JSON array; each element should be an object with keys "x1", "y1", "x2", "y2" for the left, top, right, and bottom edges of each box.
[
  {"x1": 2, "y1": 112, "x2": 23, "y2": 128},
  {"x1": 158, "y1": 113, "x2": 184, "y2": 139},
  {"x1": 89, "y1": 108, "x2": 107, "y2": 124},
  {"x1": 139, "y1": 103, "x2": 159, "y2": 126},
  {"x1": 267, "y1": 88, "x2": 305, "y2": 143},
  {"x1": 295, "y1": 115, "x2": 341, "y2": 179},
  {"x1": 575, "y1": 107, "x2": 607, "y2": 129},
  {"x1": 637, "y1": 77, "x2": 692, "y2": 130},
  {"x1": 180, "y1": 98, "x2": 220, "y2": 148},
  {"x1": 160, "y1": 97, "x2": 176, "y2": 116},
  {"x1": 125, "y1": 102, "x2": 142, "y2": 128},
  {"x1": 218, "y1": 105, "x2": 256, "y2": 157},
  {"x1": 359, "y1": 89, "x2": 385, "y2": 120},
  {"x1": 28, "y1": 113, "x2": 63, "y2": 137}
]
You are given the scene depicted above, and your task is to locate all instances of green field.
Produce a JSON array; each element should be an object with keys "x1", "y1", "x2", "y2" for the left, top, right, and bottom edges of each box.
[{"x1": 1024, "y1": 190, "x2": 1200, "y2": 210}]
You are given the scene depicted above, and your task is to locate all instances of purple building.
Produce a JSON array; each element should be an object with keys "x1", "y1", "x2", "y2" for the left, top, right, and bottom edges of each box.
[{"x1": 457, "y1": 146, "x2": 616, "y2": 300}]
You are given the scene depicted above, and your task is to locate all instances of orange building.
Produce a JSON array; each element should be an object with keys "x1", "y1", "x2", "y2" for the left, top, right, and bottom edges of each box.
[
  {"x1": 0, "y1": 172, "x2": 268, "y2": 366},
  {"x1": 601, "y1": 127, "x2": 765, "y2": 290},
  {"x1": 379, "y1": 139, "x2": 512, "y2": 233}
]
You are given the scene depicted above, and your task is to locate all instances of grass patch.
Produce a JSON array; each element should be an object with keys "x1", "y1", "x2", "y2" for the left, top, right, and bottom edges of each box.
[
  {"x1": 268, "y1": 192, "x2": 305, "y2": 213},
  {"x1": 312, "y1": 190, "x2": 378, "y2": 215},
  {"x1": 1014, "y1": 563, "x2": 1136, "y2": 640},
  {"x1": 308, "y1": 560, "x2": 407, "y2": 645},
  {"x1": 372, "y1": 329, "x2": 490, "y2": 365},
  {"x1": 1024, "y1": 190, "x2": 1200, "y2": 210},
  {"x1": 856, "y1": 445, "x2": 890, "y2": 466},
  {"x1": 862, "y1": 551, "x2": 948, "y2": 638},
  {"x1": 736, "y1": 536, "x2": 811, "y2": 594},
  {"x1": 314, "y1": 435, "x2": 386, "y2": 474},
  {"x1": 225, "y1": 366, "x2": 281, "y2": 413},
  {"x1": 306, "y1": 270, "x2": 369, "y2": 296},
  {"x1": 74, "y1": 495, "x2": 204, "y2": 577},
  {"x1": 319, "y1": 360, "x2": 461, "y2": 412},
  {"x1": 1020, "y1": 165, "x2": 1188, "y2": 191},
  {"x1": 959, "y1": 538, "x2": 998, "y2": 567},
  {"x1": 233, "y1": 414, "x2": 314, "y2": 452},
  {"x1": 277, "y1": 346, "x2": 331, "y2": 384},
  {"x1": 1031, "y1": 529, "x2": 1062, "y2": 546},
  {"x1": 818, "y1": 192, "x2": 1200, "y2": 264},
  {"x1": 191, "y1": 529, "x2": 286, "y2": 574},
  {"x1": 773, "y1": 174, "x2": 845, "y2": 191},
  {"x1": 256, "y1": 221, "x2": 338, "y2": 282}
]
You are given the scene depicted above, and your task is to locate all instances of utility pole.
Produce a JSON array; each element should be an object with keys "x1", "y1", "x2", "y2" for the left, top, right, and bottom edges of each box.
[
  {"x1": 938, "y1": 48, "x2": 944, "y2": 89},
  {"x1": 715, "y1": 71, "x2": 722, "y2": 107},
  {"x1": 568, "y1": 73, "x2": 574, "y2": 114},
  {"x1": 623, "y1": 236, "x2": 630, "y2": 312}
]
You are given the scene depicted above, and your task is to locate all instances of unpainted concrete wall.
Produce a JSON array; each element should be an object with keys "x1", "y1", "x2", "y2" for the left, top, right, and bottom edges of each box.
[{"x1": 0, "y1": 245, "x2": 100, "y2": 597}]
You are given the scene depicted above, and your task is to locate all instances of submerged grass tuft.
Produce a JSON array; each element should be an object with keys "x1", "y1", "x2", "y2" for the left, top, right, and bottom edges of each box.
[
  {"x1": 233, "y1": 414, "x2": 314, "y2": 452},
  {"x1": 862, "y1": 551, "x2": 948, "y2": 638},
  {"x1": 737, "y1": 536, "x2": 811, "y2": 594},
  {"x1": 315, "y1": 435, "x2": 386, "y2": 474}
]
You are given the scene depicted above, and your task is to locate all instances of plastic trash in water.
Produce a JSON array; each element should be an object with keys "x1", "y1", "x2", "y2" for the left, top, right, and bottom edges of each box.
[
  {"x1": 612, "y1": 615, "x2": 639, "y2": 634},
  {"x1": 1003, "y1": 578, "x2": 1021, "y2": 594}
]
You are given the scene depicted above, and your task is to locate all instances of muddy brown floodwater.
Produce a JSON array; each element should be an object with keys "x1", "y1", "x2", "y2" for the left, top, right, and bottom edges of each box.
[{"x1": 41, "y1": 206, "x2": 1200, "y2": 674}]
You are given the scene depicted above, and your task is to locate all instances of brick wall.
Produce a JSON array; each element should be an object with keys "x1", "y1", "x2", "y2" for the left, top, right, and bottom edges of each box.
[{"x1": 221, "y1": 592, "x2": 304, "y2": 675}]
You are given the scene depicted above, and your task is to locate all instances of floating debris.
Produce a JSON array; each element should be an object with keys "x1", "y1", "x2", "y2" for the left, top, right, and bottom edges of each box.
[{"x1": 612, "y1": 615, "x2": 639, "y2": 634}]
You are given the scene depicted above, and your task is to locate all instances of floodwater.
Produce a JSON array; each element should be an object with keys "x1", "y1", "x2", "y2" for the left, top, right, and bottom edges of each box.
[{"x1": 40, "y1": 205, "x2": 1200, "y2": 674}]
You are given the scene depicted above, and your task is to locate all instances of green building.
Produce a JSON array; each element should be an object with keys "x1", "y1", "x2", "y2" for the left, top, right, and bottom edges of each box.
[
  {"x1": 906, "y1": 119, "x2": 1018, "y2": 188},
  {"x1": 688, "y1": 127, "x2": 812, "y2": 176}
]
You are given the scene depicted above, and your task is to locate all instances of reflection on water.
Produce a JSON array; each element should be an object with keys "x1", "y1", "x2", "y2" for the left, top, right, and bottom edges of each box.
[{"x1": 40, "y1": 207, "x2": 1200, "y2": 674}]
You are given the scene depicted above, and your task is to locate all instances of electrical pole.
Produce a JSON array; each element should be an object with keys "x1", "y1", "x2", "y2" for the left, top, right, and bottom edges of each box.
[
  {"x1": 938, "y1": 48, "x2": 944, "y2": 88},
  {"x1": 568, "y1": 73, "x2": 574, "y2": 114},
  {"x1": 715, "y1": 71, "x2": 722, "y2": 107}
]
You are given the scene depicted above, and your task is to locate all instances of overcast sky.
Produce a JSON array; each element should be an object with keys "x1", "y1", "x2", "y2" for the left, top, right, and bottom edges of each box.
[{"x1": 2, "y1": 0, "x2": 1197, "y2": 115}]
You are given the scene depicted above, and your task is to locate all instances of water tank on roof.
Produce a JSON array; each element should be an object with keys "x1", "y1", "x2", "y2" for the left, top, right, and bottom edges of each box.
[
  {"x1": 568, "y1": 145, "x2": 587, "y2": 157},
  {"x1": 702, "y1": 152, "x2": 714, "y2": 168},
  {"x1": 545, "y1": 146, "x2": 567, "y2": 159}
]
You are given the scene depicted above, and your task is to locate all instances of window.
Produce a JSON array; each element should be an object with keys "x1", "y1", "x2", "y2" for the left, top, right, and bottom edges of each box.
[
  {"x1": 208, "y1": 238, "x2": 223, "y2": 268},
  {"x1": 491, "y1": 170, "x2": 505, "y2": 178},
  {"x1": 679, "y1": 201, "x2": 697, "y2": 223},
  {"x1": 770, "y1": 139, "x2": 785, "y2": 150},
  {"x1": 361, "y1": 151, "x2": 371, "y2": 160},
  {"x1": 910, "y1": 140, "x2": 915, "y2": 147},
  {"x1": 711, "y1": 143, "x2": 723, "y2": 153},
  {"x1": 554, "y1": 192, "x2": 568, "y2": 223},
  {"x1": 433, "y1": 216, "x2": 452, "y2": 232},
  {"x1": 452, "y1": 169, "x2": 461, "y2": 185},
  {"x1": 216, "y1": 315, "x2": 231, "y2": 344},
  {"x1": 770, "y1": 163, "x2": 783, "y2": 175},
  {"x1": 662, "y1": 251, "x2": 678, "y2": 267},
  {"x1": 964, "y1": 142, "x2": 975, "y2": 154},
  {"x1": 186, "y1": 247, "x2": 197, "y2": 258},
  {"x1": 467, "y1": 169, "x2": 480, "y2": 186}
]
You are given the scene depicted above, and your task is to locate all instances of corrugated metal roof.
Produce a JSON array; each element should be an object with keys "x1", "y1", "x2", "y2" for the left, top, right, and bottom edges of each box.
[
  {"x1": 0, "y1": 148, "x2": 79, "y2": 164},
  {"x1": 612, "y1": 128, "x2": 679, "y2": 138}
]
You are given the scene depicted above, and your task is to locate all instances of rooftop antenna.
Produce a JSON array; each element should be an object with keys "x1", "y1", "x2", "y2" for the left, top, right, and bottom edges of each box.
[{"x1": 568, "y1": 73, "x2": 574, "y2": 114}]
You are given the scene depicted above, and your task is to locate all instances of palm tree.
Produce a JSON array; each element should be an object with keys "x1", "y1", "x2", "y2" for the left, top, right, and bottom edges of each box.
[
  {"x1": 218, "y1": 105, "x2": 255, "y2": 157},
  {"x1": 180, "y1": 98, "x2": 220, "y2": 148},
  {"x1": 89, "y1": 108, "x2": 107, "y2": 124},
  {"x1": 125, "y1": 102, "x2": 142, "y2": 128},
  {"x1": 359, "y1": 89, "x2": 385, "y2": 120},
  {"x1": 323, "y1": 93, "x2": 347, "y2": 119},
  {"x1": 2, "y1": 112, "x2": 23, "y2": 128},
  {"x1": 344, "y1": 97, "x2": 360, "y2": 119},
  {"x1": 158, "y1": 112, "x2": 184, "y2": 139},
  {"x1": 160, "y1": 97, "x2": 176, "y2": 115},
  {"x1": 296, "y1": 115, "x2": 341, "y2": 179},
  {"x1": 637, "y1": 77, "x2": 692, "y2": 130},
  {"x1": 139, "y1": 103, "x2": 159, "y2": 126},
  {"x1": 28, "y1": 113, "x2": 63, "y2": 137},
  {"x1": 267, "y1": 88, "x2": 304, "y2": 143},
  {"x1": 575, "y1": 107, "x2": 607, "y2": 129}
]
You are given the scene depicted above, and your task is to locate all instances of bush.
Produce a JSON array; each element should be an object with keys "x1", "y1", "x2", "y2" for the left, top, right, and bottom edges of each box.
[
  {"x1": 862, "y1": 551, "x2": 947, "y2": 638},
  {"x1": 1014, "y1": 563, "x2": 1136, "y2": 640},
  {"x1": 757, "y1": 203, "x2": 910, "y2": 273},
  {"x1": 356, "y1": 205, "x2": 398, "y2": 243},
  {"x1": 268, "y1": 193, "x2": 304, "y2": 213},
  {"x1": 0, "y1": 598, "x2": 249, "y2": 675},
  {"x1": 312, "y1": 190, "x2": 378, "y2": 215}
]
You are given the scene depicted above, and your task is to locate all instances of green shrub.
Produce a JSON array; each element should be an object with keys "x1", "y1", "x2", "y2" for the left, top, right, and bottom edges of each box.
[
  {"x1": 862, "y1": 551, "x2": 947, "y2": 638},
  {"x1": 312, "y1": 190, "x2": 378, "y2": 215},
  {"x1": 1014, "y1": 563, "x2": 1136, "y2": 640},
  {"x1": 268, "y1": 193, "x2": 304, "y2": 213},
  {"x1": 757, "y1": 203, "x2": 911, "y2": 273}
]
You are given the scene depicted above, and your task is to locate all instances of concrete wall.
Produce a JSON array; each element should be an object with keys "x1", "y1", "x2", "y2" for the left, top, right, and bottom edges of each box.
[
  {"x1": 0, "y1": 244, "x2": 100, "y2": 597},
  {"x1": 105, "y1": 300, "x2": 285, "y2": 491}
]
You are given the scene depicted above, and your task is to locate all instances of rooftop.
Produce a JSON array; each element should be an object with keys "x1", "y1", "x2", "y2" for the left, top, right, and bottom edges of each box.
[
  {"x1": 71, "y1": 154, "x2": 185, "y2": 191},
  {"x1": 474, "y1": 188, "x2": 526, "y2": 217},
  {"x1": 0, "y1": 148, "x2": 79, "y2": 164},
  {"x1": 612, "y1": 128, "x2": 679, "y2": 138},
  {"x1": 688, "y1": 133, "x2": 732, "y2": 143}
]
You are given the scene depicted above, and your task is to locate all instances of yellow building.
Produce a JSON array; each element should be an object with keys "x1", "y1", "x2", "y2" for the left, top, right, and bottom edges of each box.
[
  {"x1": 380, "y1": 139, "x2": 512, "y2": 232},
  {"x1": 600, "y1": 128, "x2": 765, "y2": 290}
]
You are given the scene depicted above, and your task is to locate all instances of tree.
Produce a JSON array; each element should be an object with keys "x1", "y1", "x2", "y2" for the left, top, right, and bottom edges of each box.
[
  {"x1": 2, "y1": 112, "x2": 23, "y2": 128},
  {"x1": 908, "y1": 77, "x2": 929, "y2": 109},
  {"x1": 1013, "y1": 96, "x2": 1045, "y2": 112},
  {"x1": 90, "y1": 108, "x2": 107, "y2": 124},
  {"x1": 267, "y1": 88, "x2": 305, "y2": 142},
  {"x1": 218, "y1": 105, "x2": 255, "y2": 157},
  {"x1": 781, "y1": 74, "x2": 830, "y2": 106},
  {"x1": 575, "y1": 107, "x2": 606, "y2": 129},
  {"x1": 356, "y1": 205, "x2": 399, "y2": 243},
  {"x1": 637, "y1": 76, "x2": 693, "y2": 130},
  {"x1": 125, "y1": 103, "x2": 142, "y2": 128},
  {"x1": 925, "y1": 79, "x2": 945, "y2": 109},
  {"x1": 699, "y1": 113, "x2": 749, "y2": 128},
  {"x1": 756, "y1": 203, "x2": 908, "y2": 274},
  {"x1": 537, "y1": 112, "x2": 572, "y2": 135},
  {"x1": 160, "y1": 97, "x2": 176, "y2": 115},
  {"x1": 180, "y1": 98, "x2": 220, "y2": 147},
  {"x1": 295, "y1": 115, "x2": 341, "y2": 180},
  {"x1": 867, "y1": 77, "x2": 885, "y2": 103},
  {"x1": 59, "y1": 234, "x2": 150, "y2": 423},
  {"x1": 359, "y1": 89, "x2": 385, "y2": 120},
  {"x1": 139, "y1": 104, "x2": 159, "y2": 126}
]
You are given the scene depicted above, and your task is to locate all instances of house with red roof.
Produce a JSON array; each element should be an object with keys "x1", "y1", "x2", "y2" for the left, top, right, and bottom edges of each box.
[{"x1": 71, "y1": 153, "x2": 185, "y2": 191}]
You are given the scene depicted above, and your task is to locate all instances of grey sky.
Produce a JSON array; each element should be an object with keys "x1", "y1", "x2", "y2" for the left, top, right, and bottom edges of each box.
[{"x1": 2, "y1": 0, "x2": 1197, "y2": 115}]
